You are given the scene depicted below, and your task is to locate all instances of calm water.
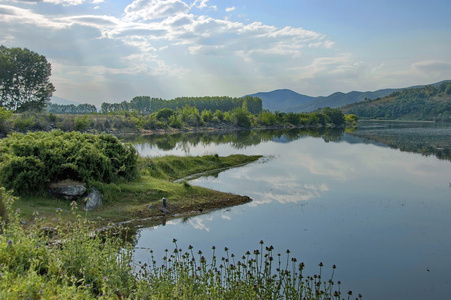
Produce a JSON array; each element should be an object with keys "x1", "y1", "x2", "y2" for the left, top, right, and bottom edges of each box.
[{"x1": 131, "y1": 123, "x2": 451, "y2": 299}]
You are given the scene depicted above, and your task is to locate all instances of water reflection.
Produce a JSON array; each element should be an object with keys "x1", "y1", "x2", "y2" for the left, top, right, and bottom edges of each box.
[
  {"x1": 129, "y1": 123, "x2": 451, "y2": 300},
  {"x1": 126, "y1": 122, "x2": 451, "y2": 162},
  {"x1": 127, "y1": 127, "x2": 346, "y2": 156},
  {"x1": 351, "y1": 121, "x2": 451, "y2": 161}
]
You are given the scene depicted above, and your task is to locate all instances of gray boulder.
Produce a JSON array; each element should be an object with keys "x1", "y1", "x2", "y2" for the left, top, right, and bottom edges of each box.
[
  {"x1": 49, "y1": 184, "x2": 87, "y2": 200},
  {"x1": 83, "y1": 187, "x2": 103, "y2": 211}
]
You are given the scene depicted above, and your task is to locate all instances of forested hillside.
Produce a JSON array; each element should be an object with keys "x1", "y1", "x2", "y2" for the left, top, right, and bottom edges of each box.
[{"x1": 341, "y1": 82, "x2": 451, "y2": 121}]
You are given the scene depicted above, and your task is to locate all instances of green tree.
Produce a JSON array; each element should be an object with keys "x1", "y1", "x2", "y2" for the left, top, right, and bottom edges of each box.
[
  {"x1": 231, "y1": 108, "x2": 251, "y2": 128},
  {"x1": 242, "y1": 96, "x2": 263, "y2": 114},
  {"x1": 156, "y1": 108, "x2": 176, "y2": 121},
  {"x1": 283, "y1": 112, "x2": 300, "y2": 125},
  {"x1": 345, "y1": 114, "x2": 359, "y2": 123},
  {"x1": 322, "y1": 107, "x2": 345, "y2": 126},
  {"x1": 213, "y1": 109, "x2": 224, "y2": 121},
  {"x1": 130, "y1": 96, "x2": 151, "y2": 114},
  {"x1": 201, "y1": 109, "x2": 213, "y2": 122},
  {"x1": 259, "y1": 110, "x2": 277, "y2": 126},
  {"x1": 0, "y1": 46, "x2": 55, "y2": 112}
]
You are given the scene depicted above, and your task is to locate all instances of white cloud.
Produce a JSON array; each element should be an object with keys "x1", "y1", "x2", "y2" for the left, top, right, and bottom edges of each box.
[
  {"x1": 6, "y1": 0, "x2": 102, "y2": 6},
  {"x1": 225, "y1": 6, "x2": 235, "y2": 12},
  {"x1": 0, "y1": 5, "x2": 68, "y2": 29},
  {"x1": 124, "y1": 0, "x2": 190, "y2": 21},
  {"x1": 192, "y1": 0, "x2": 208, "y2": 9},
  {"x1": 0, "y1": 0, "x2": 348, "y2": 103}
]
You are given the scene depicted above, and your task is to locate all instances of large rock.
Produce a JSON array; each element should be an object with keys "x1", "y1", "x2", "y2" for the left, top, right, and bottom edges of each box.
[
  {"x1": 83, "y1": 187, "x2": 103, "y2": 211},
  {"x1": 49, "y1": 183, "x2": 87, "y2": 200}
]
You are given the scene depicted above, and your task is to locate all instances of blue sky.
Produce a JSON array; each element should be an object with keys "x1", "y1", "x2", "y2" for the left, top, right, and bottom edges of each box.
[{"x1": 1, "y1": 0, "x2": 450, "y2": 106}]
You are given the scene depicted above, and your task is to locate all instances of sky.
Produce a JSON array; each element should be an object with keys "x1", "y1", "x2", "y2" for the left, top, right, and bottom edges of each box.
[{"x1": 1, "y1": 0, "x2": 451, "y2": 106}]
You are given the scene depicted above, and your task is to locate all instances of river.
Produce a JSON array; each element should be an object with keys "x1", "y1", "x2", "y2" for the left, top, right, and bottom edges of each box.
[{"x1": 129, "y1": 122, "x2": 451, "y2": 299}]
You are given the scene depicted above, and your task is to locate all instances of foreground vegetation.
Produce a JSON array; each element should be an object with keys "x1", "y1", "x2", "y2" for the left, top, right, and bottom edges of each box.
[{"x1": 0, "y1": 188, "x2": 359, "y2": 299}]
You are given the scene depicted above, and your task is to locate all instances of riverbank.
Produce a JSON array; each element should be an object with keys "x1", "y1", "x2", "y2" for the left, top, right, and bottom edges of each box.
[{"x1": 13, "y1": 154, "x2": 261, "y2": 228}]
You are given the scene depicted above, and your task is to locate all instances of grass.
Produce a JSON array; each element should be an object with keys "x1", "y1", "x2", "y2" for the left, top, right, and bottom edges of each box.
[{"x1": 139, "y1": 154, "x2": 260, "y2": 181}]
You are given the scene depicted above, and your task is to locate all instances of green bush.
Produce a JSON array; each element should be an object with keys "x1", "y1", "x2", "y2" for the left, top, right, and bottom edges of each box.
[
  {"x1": 0, "y1": 107, "x2": 13, "y2": 134},
  {"x1": 0, "y1": 187, "x2": 14, "y2": 229},
  {"x1": 231, "y1": 108, "x2": 251, "y2": 128},
  {"x1": 156, "y1": 108, "x2": 176, "y2": 121},
  {"x1": 0, "y1": 130, "x2": 138, "y2": 194},
  {"x1": 13, "y1": 114, "x2": 36, "y2": 132},
  {"x1": 74, "y1": 115, "x2": 92, "y2": 132}
]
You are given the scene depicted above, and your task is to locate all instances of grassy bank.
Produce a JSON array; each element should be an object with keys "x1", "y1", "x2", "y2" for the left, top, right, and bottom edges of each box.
[{"x1": 12, "y1": 154, "x2": 261, "y2": 227}]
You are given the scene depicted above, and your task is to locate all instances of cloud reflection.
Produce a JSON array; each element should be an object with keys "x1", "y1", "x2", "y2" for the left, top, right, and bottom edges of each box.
[
  {"x1": 249, "y1": 182, "x2": 329, "y2": 206},
  {"x1": 187, "y1": 215, "x2": 213, "y2": 232}
]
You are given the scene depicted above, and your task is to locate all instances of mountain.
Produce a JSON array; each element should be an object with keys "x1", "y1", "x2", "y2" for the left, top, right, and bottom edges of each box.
[
  {"x1": 246, "y1": 89, "x2": 314, "y2": 112},
  {"x1": 290, "y1": 89, "x2": 401, "y2": 112},
  {"x1": 247, "y1": 80, "x2": 451, "y2": 112}
]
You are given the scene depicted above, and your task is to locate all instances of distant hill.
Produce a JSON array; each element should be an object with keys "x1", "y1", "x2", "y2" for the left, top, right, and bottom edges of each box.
[
  {"x1": 341, "y1": 81, "x2": 451, "y2": 120},
  {"x1": 290, "y1": 89, "x2": 402, "y2": 112},
  {"x1": 50, "y1": 96, "x2": 81, "y2": 106},
  {"x1": 246, "y1": 89, "x2": 314, "y2": 112},
  {"x1": 247, "y1": 80, "x2": 451, "y2": 112}
]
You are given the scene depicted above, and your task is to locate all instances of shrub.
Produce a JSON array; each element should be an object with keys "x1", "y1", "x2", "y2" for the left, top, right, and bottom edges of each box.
[
  {"x1": 0, "y1": 130, "x2": 138, "y2": 194},
  {"x1": 232, "y1": 108, "x2": 251, "y2": 128},
  {"x1": 0, "y1": 187, "x2": 14, "y2": 229},
  {"x1": 56, "y1": 115, "x2": 75, "y2": 131},
  {"x1": 156, "y1": 108, "x2": 176, "y2": 121},
  {"x1": 0, "y1": 107, "x2": 13, "y2": 134},
  {"x1": 13, "y1": 114, "x2": 36, "y2": 132},
  {"x1": 74, "y1": 115, "x2": 92, "y2": 132},
  {"x1": 169, "y1": 114, "x2": 183, "y2": 129},
  {"x1": 201, "y1": 109, "x2": 213, "y2": 123}
]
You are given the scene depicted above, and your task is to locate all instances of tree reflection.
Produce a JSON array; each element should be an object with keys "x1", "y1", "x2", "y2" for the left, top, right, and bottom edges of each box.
[{"x1": 126, "y1": 128, "x2": 346, "y2": 152}]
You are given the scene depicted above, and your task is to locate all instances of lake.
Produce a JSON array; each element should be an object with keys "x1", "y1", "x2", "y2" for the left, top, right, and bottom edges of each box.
[{"x1": 130, "y1": 122, "x2": 451, "y2": 299}]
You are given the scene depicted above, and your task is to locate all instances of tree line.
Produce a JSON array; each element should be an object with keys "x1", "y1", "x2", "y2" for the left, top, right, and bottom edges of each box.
[
  {"x1": 98, "y1": 96, "x2": 263, "y2": 115},
  {"x1": 47, "y1": 103, "x2": 97, "y2": 114},
  {"x1": 0, "y1": 105, "x2": 354, "y2": 136}
]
